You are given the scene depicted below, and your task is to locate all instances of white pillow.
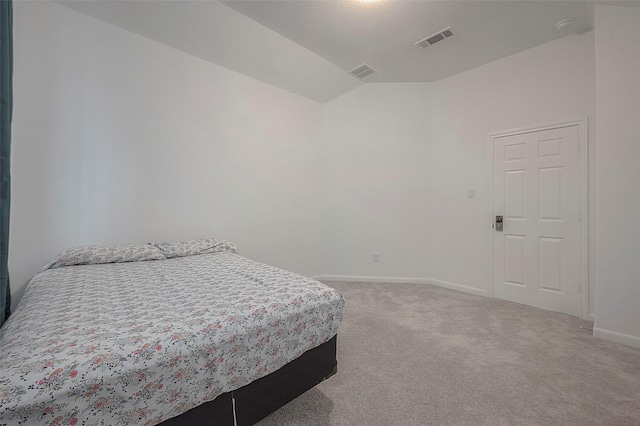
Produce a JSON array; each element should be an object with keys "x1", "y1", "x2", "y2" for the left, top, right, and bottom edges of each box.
[
  {"x1": 43, "y1": 244, "x2": 165, "y2": 270},
  {"x1": 153, "y1": 238, "x2": 238, "y2": 259}
]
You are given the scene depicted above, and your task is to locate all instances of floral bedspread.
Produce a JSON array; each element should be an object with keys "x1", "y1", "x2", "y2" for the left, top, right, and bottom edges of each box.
[{"x1": 0, "y1": 252, "x2": 345, "y2": 426}]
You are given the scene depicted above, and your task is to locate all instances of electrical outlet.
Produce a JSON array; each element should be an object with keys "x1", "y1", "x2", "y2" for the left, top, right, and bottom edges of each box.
[{"x1": 373, "y1": 253, "x2": 380, "y2": 262}]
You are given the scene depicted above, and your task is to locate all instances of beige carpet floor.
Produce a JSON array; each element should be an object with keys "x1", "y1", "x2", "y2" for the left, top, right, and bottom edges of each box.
[{"x1": 257, "y1": 281, "x2": 640, "y2": 426}]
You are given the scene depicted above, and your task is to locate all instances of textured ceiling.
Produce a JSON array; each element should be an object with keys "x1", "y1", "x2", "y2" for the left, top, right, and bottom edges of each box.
[{"x1": 222, "y1": 0, "x2": 592, "y2": 83}]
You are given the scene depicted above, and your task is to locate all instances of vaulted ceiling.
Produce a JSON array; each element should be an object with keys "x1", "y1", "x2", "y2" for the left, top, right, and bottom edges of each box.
[
  {"x1": 56, "y1": 1, "x2": 594, "y2": 103},
  {"x1": 223, "y1": 0, "x2": 591, "y2": 83}
]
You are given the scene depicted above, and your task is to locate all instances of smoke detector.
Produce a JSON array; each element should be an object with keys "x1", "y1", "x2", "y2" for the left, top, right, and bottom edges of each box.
[
  {"x1": 555, "y1": 19, "x2": 574, "y2": 31},
  {"x1": 415, "y1": 26, "x2": 454, "y2": 49},
  {"x1": 349, "y1": 63, "x2": 376, "y2": 79}
]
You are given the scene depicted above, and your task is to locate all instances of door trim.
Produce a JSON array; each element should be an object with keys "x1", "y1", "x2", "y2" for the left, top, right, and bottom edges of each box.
[{"x1": 487, "y1": 118, "x2": 589, "y2": 320}]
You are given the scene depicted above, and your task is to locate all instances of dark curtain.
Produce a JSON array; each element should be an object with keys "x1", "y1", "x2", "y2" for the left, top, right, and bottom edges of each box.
[{"x1": 0, "y1": 0, "x2": 12, "y2": 328}]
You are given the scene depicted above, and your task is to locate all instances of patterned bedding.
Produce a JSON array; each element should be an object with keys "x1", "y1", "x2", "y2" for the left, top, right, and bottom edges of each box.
[{"x1": 0, "y1": 246, "x2": 345, "y2": 426}]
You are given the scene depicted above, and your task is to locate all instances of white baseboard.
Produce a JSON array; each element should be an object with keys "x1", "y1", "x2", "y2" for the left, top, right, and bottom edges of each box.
[
  {"x1": 312, "y1": 275, "x2": 488, "y2": 297},
  {"x1": 593, "y1": 327, "x2": 640, "y2": 349}
]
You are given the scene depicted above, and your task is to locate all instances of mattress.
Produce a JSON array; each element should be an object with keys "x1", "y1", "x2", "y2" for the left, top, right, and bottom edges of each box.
[{"x1": 0, "y1": 249, "x2": 344, "y2": 425}]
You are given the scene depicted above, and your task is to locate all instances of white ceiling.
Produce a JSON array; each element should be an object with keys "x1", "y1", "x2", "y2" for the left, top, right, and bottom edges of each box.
[
  {"x1": 222, "y1": 0, "x2": 591, "y2": 83},
  {"x1": 54, "y1": 0, "x2": 363, "y2": 103},
  {"x1": 54, "y1": 0, "x2": 598, "y2": 102}
]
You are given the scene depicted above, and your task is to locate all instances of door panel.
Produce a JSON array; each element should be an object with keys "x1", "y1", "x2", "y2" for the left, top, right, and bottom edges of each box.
[
  {"x1": 493, "y1": 126, "x2": 580, "y2": 316},
  {"x1": 538, "y1": 167, "x2": 563, "y2": 220},
  {"x1": 538, "y1": 237, "x2": 563, "y2": 292},
  {"x1": 505, "y1": 170, "x2": 525, "y2": 219},
  {"x1": 504, "y1": 235, "x2": 525, "y2": 286}
]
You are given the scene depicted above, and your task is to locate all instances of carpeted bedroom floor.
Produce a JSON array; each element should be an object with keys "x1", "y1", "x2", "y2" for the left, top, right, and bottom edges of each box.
[{"x1": 257, "y1": 281, "x2": 640, "y2": 426}]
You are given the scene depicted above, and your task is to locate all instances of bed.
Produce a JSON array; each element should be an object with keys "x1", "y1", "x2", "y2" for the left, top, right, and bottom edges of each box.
[{"x1": 0, "y1": 239, "x2": 345, "y2": 425}]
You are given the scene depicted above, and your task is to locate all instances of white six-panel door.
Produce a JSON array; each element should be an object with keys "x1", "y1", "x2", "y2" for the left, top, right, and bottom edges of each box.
[{"x1": 492, "y1": 125, "x2": 581, "y2": 316}]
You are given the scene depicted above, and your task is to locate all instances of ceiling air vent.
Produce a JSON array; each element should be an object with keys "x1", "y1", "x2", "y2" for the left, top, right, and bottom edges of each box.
[
  {"x1": 414, "y1": 26, "x2": 454, "y2": 49},
  {"x1": 349, "y1": 63, "x2": 376, "y2": 79}
]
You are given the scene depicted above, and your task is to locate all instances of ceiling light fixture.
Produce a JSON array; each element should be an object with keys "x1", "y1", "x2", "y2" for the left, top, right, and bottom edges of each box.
[{"x1": 357, "y1": 0, "x2": 385, "y2": 5}]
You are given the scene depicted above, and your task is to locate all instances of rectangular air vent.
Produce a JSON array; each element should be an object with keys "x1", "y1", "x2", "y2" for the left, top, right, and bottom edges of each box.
[
  {"x1": 349, "y1": 63, "x2": 376, "y2": 79},
  {"x1": 415, "y1": 26, "x2": 454, "y2": 49}
]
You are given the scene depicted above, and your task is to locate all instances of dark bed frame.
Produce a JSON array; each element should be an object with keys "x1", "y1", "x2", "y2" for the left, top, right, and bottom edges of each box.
[{"x1": 161, "y1": 335, "x2": 338, "y2": 426}]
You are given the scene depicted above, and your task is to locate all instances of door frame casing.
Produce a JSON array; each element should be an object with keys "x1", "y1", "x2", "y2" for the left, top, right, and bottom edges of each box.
[{"x1": 487, "y1": 118, "x2": 589, "y2": 320}]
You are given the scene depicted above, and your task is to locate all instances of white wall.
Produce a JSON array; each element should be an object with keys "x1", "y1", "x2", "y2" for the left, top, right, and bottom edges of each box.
[
  {"x1": 593, "y1": 5, "x2": 640, "y2": 348},
  {"x1": 319, "y1": 32, "x2": 596, "y2": 309},
  {"x1": 12, "y1": 2, "x2": 618, "y2": 337},
  {"x1": 429, "y1": 31, "x2": 596, "y2": 303},
  {"x1": 10, "y1": 1, "x2": 324, "y2": 306},
  {"x1": 320, "y1": 83, "x2": 432, "y2": 280}
]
